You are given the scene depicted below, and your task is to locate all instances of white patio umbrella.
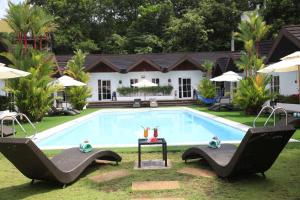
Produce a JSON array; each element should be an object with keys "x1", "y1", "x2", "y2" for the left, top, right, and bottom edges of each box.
[
  {"x1": 50, "y1": 75, "x2": 86, "y2": 108},
  {"x1": 0, "y1": 63, "x2": 30, "y2": 79},
  {"x1": 132, "y1": 79, "x2": 158, "y2": 100},
  {"x1": 210, "y1": 71, "x2": 242, "y2": 82},
  {"x1": 258, "y1": 51, "x2": 300, "y2": 102},
  {"x1": 210, "y1": 71, "x2": 242, "y2": 99}
]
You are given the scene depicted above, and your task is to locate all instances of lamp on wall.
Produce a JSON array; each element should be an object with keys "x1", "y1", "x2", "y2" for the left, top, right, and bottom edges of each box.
[
  {"x1": 168, "y1": 79, "x2": 171, "y2": 83},
  {"x1": 141, "y1": 75, "x2": 145, "y2": 79},
  {"x1": 119, "y1": 80, "x2": 122, "y2": 84}
]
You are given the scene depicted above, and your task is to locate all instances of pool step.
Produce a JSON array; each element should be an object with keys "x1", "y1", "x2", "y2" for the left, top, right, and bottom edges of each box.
[{"x1": 88, "y1": 100, "x2": 198, "y2": 108}]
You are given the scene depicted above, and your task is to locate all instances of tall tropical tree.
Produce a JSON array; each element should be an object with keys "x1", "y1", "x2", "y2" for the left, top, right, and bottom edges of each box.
[
  {"x1": 235, "y1": 10, "x2": 269, "y2": 77},
  {"x1": 64, "y1": 49, "x2": 92, "y2": 110},
  {"x1": 5, "y1": 0, "x2": 32, "y2": 48},
  {"x1": 30, "y1": 6, "x2": 57, "y2": 50}
]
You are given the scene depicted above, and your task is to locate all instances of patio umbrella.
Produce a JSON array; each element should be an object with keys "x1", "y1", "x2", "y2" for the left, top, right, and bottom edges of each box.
[
  {"x1": 210, "y1": 71, "x2": 242, "y2": 99},
  {"x1": 0, "y1": 63, "x2": 30, "y2": 79},
  {"x1": 50, "y1": 75, "x2": 86, "y2": 108},
  {"x1": 132, "y1": 79, "x2": 158, "y2": 100},
  {"x1": 210, "y1": 71, "x2": 242, "y2": 82},
  {"x1": 258, "y1": 51, "x2": 300, "y2": 102}
]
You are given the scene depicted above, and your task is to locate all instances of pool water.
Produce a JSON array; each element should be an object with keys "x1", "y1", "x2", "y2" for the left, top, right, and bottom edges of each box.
[{"x1": 36, "y1": 109, "x2": 246, "y2": 148}]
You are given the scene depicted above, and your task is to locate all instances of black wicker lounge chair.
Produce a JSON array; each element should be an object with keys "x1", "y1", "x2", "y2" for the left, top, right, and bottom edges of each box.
[
  {"x1": 208, "y1": 97, "x2": 233, "y2": 111},
  {"x1": 182, "y1": 125, "x2": 295, "y2": 178},
  {"x1": 0, "y1": 138, "x2": 122, "y2": 187}
]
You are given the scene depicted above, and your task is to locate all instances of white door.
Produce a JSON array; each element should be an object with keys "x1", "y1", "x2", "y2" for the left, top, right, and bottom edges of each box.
[
  {"x1": 178, "y1": 78, "x2": 192, "y2": 99},
  {"x1": 98, "y1": 80, "x2": 111, "y2": 101}
]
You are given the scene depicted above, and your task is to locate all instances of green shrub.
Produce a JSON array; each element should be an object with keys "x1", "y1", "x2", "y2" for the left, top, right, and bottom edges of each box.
[
  {"x1": 65, "y1": 49, "x2": 92, "y2": 110},
  {"x1": 198, "y1": 78, "x2": 216, "y2": 98},
  {"x1": 233, "y1": 75, "x2": 272, "y2": 114},
  {"x1": 0, "y1": 95, "x2": 10, "y2": 110},
  {"x1": 1, "y1": 46, "x2": 57, "y2": 121},
  {"x1": 117, "y1": 86, "x2": 173, "y2": 96}
]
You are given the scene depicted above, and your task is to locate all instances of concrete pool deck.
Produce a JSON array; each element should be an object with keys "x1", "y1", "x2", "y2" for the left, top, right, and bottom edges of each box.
[{"x1": 32, "y1": 107, "x2": 253, "y2": 150}]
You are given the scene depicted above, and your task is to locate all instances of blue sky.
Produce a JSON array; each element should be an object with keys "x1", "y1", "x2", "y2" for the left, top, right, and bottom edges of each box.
[{"x1": 0, "y1": 0, "x2": 24, "y2": 19}]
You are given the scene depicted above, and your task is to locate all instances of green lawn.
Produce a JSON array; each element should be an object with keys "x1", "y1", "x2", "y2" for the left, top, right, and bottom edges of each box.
[
  {"x1": 13, "y1": 108, "x2": 99, "y2": 137},
  {"x1": 190, "y1": 106, "x2": 300, "y2": 140},
  {"x1": 0, "y1": 106, "x2": 300, "y2": 199},
  {"x1": 0, "y1": 144, "x2": 300, "y2": 200}
]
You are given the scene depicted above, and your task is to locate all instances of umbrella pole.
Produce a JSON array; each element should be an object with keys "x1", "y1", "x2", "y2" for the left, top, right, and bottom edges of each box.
[{"x1": 298, "y1": 66, "x2": 300, "y2": 104}]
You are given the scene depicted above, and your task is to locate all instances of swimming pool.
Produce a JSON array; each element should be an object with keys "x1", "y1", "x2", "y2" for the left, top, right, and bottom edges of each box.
[{"x1": 35, "y1": 108, "x2": 249, "y2": 149}]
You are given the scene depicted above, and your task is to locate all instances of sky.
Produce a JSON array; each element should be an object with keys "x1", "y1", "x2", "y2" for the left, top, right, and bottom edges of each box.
[{"x1": 0, "y1": 0, "x2": 24, "y2": 19}]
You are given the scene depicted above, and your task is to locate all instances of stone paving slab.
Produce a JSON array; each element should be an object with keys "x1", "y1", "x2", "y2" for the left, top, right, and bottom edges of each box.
[
  {"x1": 132, "y1": 181, "x2": 180, "y2": 191},
  {"x1": 177, "y1": 167, "x2": 216, "y2": 178},
  {"x1": 89, "y1": 169, "x2": 131, "y2": 183},
  {"x1": 134, "y1": 160, "x2": 172, "y2": 170}
]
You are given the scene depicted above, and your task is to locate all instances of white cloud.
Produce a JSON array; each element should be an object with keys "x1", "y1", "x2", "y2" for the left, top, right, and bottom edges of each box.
[{"x1": 0, "y1": 0, "x2": 24, "y2": 19}]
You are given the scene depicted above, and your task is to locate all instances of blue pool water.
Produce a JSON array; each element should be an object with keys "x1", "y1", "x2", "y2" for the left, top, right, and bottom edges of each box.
[{"x1": 36, "y1": 109, "x2": 246, "y2": 148}]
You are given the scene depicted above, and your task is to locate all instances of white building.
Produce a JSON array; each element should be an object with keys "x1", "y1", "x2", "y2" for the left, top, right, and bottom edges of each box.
[{"x1": 56, "y1": 52, "x2": 237, "y2": 102}]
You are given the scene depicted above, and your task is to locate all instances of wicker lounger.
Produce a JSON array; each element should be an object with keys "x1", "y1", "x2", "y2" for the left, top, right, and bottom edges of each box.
[
  {"x1": 182, "y1": 125, "x2": 295, "y2": 178},
  {"x1": 0, "y1": 138, "x2": 122, "y2": 188}
]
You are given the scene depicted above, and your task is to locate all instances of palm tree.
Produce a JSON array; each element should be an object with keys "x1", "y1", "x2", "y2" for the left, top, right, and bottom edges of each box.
[
  {"x1": 31, "y1": 6, "x2": 57, "y2": 50},
  {"x1": 5, "y1": 0, "x2": 32, "y2": 49},
  {"x1": 235, "y1": 10, "x2": 269, "y2": 77},
  {"x1": 202, "y1": 60, "x2": 214, "y2": 79}
]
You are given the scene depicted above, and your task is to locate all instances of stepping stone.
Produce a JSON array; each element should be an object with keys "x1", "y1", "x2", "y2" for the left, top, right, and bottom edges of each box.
[
  {"x1": 95, "y1": 159, "x2": 117, "y2": 165},
  {"x1": 177, "y1": 167, "x2": 216, "y2": 178},
  {"x1": 132, "y1": 181, "x2": 180, "y2": 191},
  {"x1": 132, "y1": 198, "x2": 185, "y2": 200},
  {"x1": 89, "y1": 169, "x2": 131, "y2": 183},
  {"x1": 134, "y1": 160, "x2": 172, "y2": 170}
]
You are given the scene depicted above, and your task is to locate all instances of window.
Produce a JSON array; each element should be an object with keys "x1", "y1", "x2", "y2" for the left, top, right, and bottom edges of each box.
[
  {"x1": 152, "y1": 78, "x2": 159, "y2": 86},
  {"x1": 130, "y1": 79, "x2": 138, "y2": 88},
  {"x1": 271, "y1": 76, "x2": 280, "y2": 93}
]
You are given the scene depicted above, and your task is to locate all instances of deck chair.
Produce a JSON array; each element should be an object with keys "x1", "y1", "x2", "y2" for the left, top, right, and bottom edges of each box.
[
  {"x1": 182, "y1": 125, "x2": 295, "y2": 178},
  {"x1": 133, "y1": 99, "x2": 141, "y2": 108},
  {"x1": 0, "y1": 138, "x2": 122, "y2": 187},
  {"x1": 208, "y1": 97, "x2": 233, "y2": 111},
  {"x1": 149, "y1": 98, "x2": 158, "y2": 108},
  {"x1": 0, "y1": 125, "x2": 16, "y2": 137}
]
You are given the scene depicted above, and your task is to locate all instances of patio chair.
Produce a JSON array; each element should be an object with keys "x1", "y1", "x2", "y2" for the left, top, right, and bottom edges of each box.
[
  {"x1": 0, "y1": 138, "x2": 122, "y2": 188},
  {"x1": 0, "y1": 125, "x2": 16, "y2": 137},
  {"x1": 182, "y1": 125, "x2": 295, "y2": 178},
  {"x1": 149, "y1": 98, "x2": 158, "y2": 108},
  {"x1": 48, "y1": 106, "x2": 77, "y2": 116},
  {"x1": 208, "y1": 97, "x2": 233, "y2": 111},
  {"x1": 133, "y1": 99, "x2": 141, "y2": 108}
]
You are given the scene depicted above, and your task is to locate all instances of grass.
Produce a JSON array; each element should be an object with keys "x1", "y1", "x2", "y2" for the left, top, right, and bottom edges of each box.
[
  {"x1": 13, "y1": 108, "x2": 99, "y2": 137},
  {"x1": 0, "y1": 143, "x2": 300, "y2": 200},
  {"x1": 1, "y1": 106, "x2": 300, "y2": 199},
  {"x1": 190, "y1": 105, "x2": 300, "y2": 140}
]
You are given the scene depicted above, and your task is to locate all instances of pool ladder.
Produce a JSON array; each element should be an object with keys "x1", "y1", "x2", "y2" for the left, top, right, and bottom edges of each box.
[
  {"x1": 1, "y1": 113, "x2": 37, "y2": 139},
  {"x1": 253, "y1": 106, "x2": 287, "y2": 128}
]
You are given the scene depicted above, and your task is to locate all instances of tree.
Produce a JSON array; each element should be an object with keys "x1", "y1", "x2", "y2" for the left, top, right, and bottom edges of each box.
[
  {"x1": 166, "y1": 9, "x2": 212, "y2": 52},
  {"x1": 126, "y1": 2, "x2": 173, "y2": 53},
  {"x1": 5, "y1": 0, "x2": 32, "y2": 48},
  {"x1": 1, "y1": 45, "x2": 57, "y2": 121},
  {"x1": 235, "y1": 10, "x2": 269, "y2": 76},
  {"x1": 102, "y1": 34, "x2": 127, "y2": 54},
  {"x1": 64, "y1": 49, "x2": 92, "y2": 110},
  {"x1": 202, "y1": 60, "x2": 214, "y2": 79}
]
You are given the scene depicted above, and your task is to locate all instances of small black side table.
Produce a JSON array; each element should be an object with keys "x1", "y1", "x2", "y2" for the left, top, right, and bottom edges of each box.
[{"x1": 138, "y1": 138, "x2": 167, "y2": 168}]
